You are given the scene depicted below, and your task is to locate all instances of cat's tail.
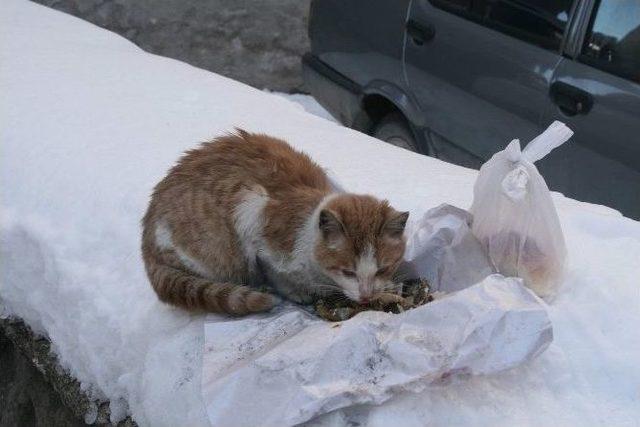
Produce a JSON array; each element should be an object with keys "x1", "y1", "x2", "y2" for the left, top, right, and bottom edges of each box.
[{"x1": 146, "y1": 261, "x2": 278, "y2": 316}]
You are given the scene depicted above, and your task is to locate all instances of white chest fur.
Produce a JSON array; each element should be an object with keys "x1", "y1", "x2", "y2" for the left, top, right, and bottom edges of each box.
[{"x1": 233, "y1": 191, "x2": 335, "y2": 303}]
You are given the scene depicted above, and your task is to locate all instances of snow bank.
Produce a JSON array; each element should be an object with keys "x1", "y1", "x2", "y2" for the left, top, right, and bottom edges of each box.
[
  {"x1": 1, "y1": 1, "x2": 639, "y2": 426},
  {"x1": 268, "y1": 91, "x2": 338, "y2": 123}
]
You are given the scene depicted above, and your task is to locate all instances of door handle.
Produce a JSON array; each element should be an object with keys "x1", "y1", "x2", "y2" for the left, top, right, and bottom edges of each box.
[
  {"x1": 550, "y1": 81, "x2": 594, "y2": 116},
  {"x1": 406, "y1": 19, "x2": 435, "y2": 45}
]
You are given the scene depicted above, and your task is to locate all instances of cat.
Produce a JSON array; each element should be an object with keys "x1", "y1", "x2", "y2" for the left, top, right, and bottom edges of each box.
[{"x1": 141, "y1": 129, "x2": 409, "y2": 316}]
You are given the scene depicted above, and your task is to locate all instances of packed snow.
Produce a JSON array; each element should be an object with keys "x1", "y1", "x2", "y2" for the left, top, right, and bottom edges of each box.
[
  {"x1": 1, "y1": 1, "x2": 639, "y2": 426},
  {"x1": 268, "y1": 91, "x2": 337, "y2": 123}
]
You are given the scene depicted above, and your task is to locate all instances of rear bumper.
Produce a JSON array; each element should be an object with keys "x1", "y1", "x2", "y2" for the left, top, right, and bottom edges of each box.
[{"x1": 302, "y1": 53, "x2": 363, "y2": 127}]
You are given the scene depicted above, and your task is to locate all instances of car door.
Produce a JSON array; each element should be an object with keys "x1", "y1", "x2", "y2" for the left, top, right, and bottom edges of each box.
[
  {"x1": 403, "y1": 0, "x2": 575, "y2": 163},
  {"x1": 539, "y1": 0, "x2": 640, "y2": 218}
]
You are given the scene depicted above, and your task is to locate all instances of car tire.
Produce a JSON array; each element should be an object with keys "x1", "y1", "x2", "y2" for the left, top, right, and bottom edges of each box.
[{"x1": 372, "y1": 112, "x2": 419, "y2": 152}]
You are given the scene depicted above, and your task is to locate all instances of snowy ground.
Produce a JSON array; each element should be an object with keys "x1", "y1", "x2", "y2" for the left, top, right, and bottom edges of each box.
[
  {"x1": 267, "y1": 91, "x2": 338, "y2": 123},
  {"x1": 1, "y1": 1, "x2": 639, "y2": 426}
]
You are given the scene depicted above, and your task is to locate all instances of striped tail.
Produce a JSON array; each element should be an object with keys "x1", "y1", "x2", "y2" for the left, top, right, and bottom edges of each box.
[{"x1": 147, "y1": 262, "x2": 277, "y2": 316}]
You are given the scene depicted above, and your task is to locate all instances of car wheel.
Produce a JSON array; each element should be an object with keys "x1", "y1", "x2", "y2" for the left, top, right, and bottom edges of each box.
[{"x1": 372, "y1": 112, "x2": 419, "y2": 152}]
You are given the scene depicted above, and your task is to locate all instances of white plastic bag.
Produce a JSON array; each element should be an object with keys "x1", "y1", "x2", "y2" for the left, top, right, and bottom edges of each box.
[
  {"x1": 470, "y1": 121, "x2": 573, "y2": 297},
  {"x1": 403, "y1": 204, "x2": 495, "y2": 293}
]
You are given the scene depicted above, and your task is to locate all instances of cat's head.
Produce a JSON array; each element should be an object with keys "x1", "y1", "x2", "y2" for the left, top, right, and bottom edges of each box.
[{"x1": 314, "y1": 194, "x2": 409, "y2": 304}]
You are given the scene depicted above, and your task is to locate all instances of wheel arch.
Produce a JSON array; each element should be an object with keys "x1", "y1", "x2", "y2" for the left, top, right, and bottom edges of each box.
[{"x1": 355, "y1": 80, "x2": 428, "y2": 152}]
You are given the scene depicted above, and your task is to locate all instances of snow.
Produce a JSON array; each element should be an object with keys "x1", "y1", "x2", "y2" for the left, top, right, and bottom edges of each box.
[
  {"x1": 1, "y1": 1, "x2": 639, "y2": 426},
  {"x1": 268, "y1": 91, "x2": 338, "y2": 123}
]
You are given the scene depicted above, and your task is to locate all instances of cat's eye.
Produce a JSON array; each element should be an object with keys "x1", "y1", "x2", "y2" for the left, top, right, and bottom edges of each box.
[
  {"x1": 341, "y1": 269, "x2": 356, "y2": 278},
  {"x1": 376, "y1": 266, "x2": 389, "y2": 276}
]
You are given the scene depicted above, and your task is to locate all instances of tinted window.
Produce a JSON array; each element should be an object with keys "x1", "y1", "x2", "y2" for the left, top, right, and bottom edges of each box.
[
  {"x1": 580, "y1": 0, "x2": 640, "y2": 83},
  {"x1": 483, "y1": 0, "x2": 573, "y2": 50},
  {"x1": 430, "y1": 0, "x2": 473, "y2": 15},
  {"x1": 430, "y1": 0, "x2": 574, "y2": 51}
]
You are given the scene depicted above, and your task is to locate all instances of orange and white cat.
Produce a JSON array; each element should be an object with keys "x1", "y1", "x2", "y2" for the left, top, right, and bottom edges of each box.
[{"x1": 141, "y1": 130, "x2": 409, "y2": 316}]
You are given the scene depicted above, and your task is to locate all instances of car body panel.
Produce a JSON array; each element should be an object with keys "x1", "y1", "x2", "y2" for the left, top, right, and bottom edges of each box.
[
  {"x1": 539, "y1": 59, "x2": 640, "y2": 217},
  {"x1": 309, "y1": 0, "x2": 409, "y2": 92},
  {"x1": 403, "y1": 0, "x2": 563, "y2": 160}
]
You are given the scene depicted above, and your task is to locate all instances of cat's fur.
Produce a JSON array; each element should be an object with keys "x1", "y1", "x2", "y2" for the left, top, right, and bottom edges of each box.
[{"x1": 141, "y1": 130, "x2": 409, "y2": 316}]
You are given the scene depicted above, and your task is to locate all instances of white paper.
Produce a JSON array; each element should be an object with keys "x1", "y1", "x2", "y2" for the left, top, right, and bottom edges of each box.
[{"x1": 202, "y1": 275, "x2": 552, "y2": 427}]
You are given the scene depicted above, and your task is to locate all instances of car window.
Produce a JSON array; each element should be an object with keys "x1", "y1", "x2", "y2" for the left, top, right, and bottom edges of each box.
[
  {"x1": 430, "y1": 0, "x2": 473, "y2": 16},
  {"x1": 429, "y1": 0, "x2": 574, "y2": 51},
  {"x1": 580, "y1": 0, "x2": 640, "y2": 84},
  {"x1": 482, "y1": 0, "x2": 573, "y2": 51}
]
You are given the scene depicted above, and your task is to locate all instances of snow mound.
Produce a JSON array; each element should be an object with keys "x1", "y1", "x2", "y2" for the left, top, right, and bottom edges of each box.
[{"x1": 1, "y1": 1, "x2": 639, "y2": 426}]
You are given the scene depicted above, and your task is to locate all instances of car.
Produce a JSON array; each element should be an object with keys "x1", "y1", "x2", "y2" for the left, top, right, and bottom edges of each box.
[{"x1": 303, "y1": 0, "x2": 640, "y2": 219}]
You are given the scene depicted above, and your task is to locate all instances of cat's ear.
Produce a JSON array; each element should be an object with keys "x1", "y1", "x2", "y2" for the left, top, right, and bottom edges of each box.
[
  {"x1": 319, "y1": 209, "x2": 345, "y2": 241},
  {"x1": 383, "y1": 211, "x2": 409, "y2": 239}
]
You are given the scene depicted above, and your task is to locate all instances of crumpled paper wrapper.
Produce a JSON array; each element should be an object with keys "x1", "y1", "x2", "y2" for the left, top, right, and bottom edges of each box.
[{"x1": 202, "y1": 275, "x2": 552, "y2": 427}]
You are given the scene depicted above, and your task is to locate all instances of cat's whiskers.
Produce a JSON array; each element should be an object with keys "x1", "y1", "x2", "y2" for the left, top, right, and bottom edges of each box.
[
  {"x1": 380, "y1": 282, "x2": 402, "y2": 295},
  {"x1": 309, "y1": 283, "x2": 344, "y2": 296}
]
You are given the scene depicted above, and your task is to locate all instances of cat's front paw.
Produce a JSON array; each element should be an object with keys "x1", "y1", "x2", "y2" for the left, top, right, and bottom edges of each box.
[
  {"x1": 244, "y1": 291, "x2": 280, "y2": 313},
  {"x1": 218, "y1": 287, "x2": 281, "y2": 315}
]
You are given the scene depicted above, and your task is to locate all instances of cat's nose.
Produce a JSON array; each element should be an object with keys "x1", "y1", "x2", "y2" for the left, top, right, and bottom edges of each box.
[{"x1": 359, "y1": 291, "x2": 372, "y2": 304}]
